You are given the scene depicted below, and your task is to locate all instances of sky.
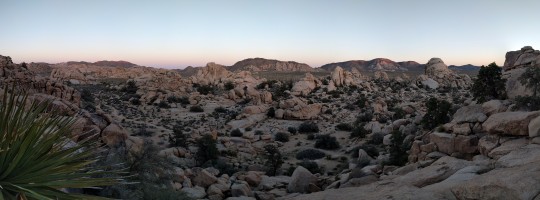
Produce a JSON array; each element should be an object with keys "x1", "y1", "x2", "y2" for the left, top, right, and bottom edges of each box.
[{"x1": 1, "y1": 0, "x2": 540, "y2": 69}]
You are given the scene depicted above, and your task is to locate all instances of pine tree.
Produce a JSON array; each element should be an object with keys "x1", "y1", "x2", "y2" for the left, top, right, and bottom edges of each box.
[{"x1": 471, "y1": 62, "x2": 506, "y2": 103}]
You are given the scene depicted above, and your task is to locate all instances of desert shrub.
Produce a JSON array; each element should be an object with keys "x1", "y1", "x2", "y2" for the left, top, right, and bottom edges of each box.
[
  {"x1": 471, "y1": 62, "x2": 507, "y2": 103},
  {"x1": 336, "y1": 123, "x2": 353, "y2": 131},
  {"x1": 298, "y1": 160, "x2": 324, "y2": 174},
  {"x1": 315, "y1": 135, "x2": 340, "y2": 150},
  {"x1": 298, "y1": 121, "x2": 319, "y2": 133},
  {"x1": 422, "y1": 98, "x2": 452, "y2": 130},
  {"x1": 288, "y1": 127, "x2": 298, "y2": 134},
  {"x1": 230, "y1": 128, "x2": 243, "y2": 137},
  {"x1": 130, "y1": 98, "x2": 141, "y2": 105},
  {"x1": 169, "y1": 125, "x2": 187, "y2": 147},
  {"x1": 136, "y1": 127, "x2": 153, "y2": 137},
  {"x1": 267, "y1": 107, "x2": 276, "y2": 118},
  {"x1": 196, "y1": 134, "x2": 219, "y2": 165},
  {"x1": 245, "y1": 127, "x2": 252, "y2": 131},
  {"x1": 368, "y1": 132, "x2": 385, "y2": 145},
  {"x1": 514, "y1": 96, "x2": 540, "y2": 111},
  {"x1": 256, "y1": 80, "x2": 278, "y2": 89},
  {"x1": 355, "y1": 97, "x2": 368, "y2": 108},
  {"x1": 387, "y1": 130, "x2": 409, "y2": 166},
  {"x1": 351, "y1": 144, "x2": 380, "y2": 158},
  {"x1": 275, "y1": 132, "x2": 290, "y2": 142},
  {"x1": 81, "y1": 89, "x2": 94, "y2": 103},
  {"x1": 306, "y1": 134, "x2": 316, "y2": 140},
  {"x1": 263, "y1": 145, "x2": 283, "y2": 176},
  {"x1": 356, "y1": 112, "x2": 373, "y2": 123},
  {"x1": 214, "y1": 106, "x2": 228, "y2": 113},
  {"x1": 196, "y1": 84, "x2": 215, "y2": 95},
  {"x1": 122, "y1": 80, "x2": 138, "y2": 94},
  {"x1": 189, "y1": 105, "x2": 204, "y2": 112},
  {"x1": 271, "y1": 81, "x2": 293, "y2": 100},
  {"x1": 296, "y1": 149, "x2": 326, "y2": 160},
  {"x1": 158, "y1": 101, "x2": 170, "y2": 108},
  {"x1": 378, "y1": 115, "x2": 389, "y2": 123},
  {"x1": 224, "y1": 81, "x2": 235, "y2": 90},
  {"x1": 350, "y1": 125, "x2": 369, "y2": 139},
  {"x1": 392, "y1": 107, "x2": 406, "y2": 120}
]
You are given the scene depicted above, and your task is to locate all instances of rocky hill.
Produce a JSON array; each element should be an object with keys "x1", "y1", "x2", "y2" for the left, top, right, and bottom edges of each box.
[
  {"x1": 448, "y1": 64, "x2": 481, "y2": 71},
  {"x1": 228, "y1": 58, "x2": 313, "y2": 72},
  {"x1": 66, "y1": 60, "x2": 138, "y2": 68},
  {"x1": 320, "y1": 58, "x2": 424, "y2": 72}
]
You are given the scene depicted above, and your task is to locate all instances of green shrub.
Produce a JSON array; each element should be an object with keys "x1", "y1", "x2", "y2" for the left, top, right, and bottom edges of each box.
[
  {"x1": 81, "y1": 89, "x2": 94, "y2": 103},
  {"x1": 263, "y1": 145, "x2": 283, "y2": 176},
  {"x1": 298, "y1": 121, "x2": 319, "y2": 133},
  {"x1": 336, "y1": 123, "x2": 353, "y2": 131},
  {"x1": 123, "y1": 80, "x2": 138, "y2": 94},
  {"x1": 275, "y1": 132, "x2": 290, "y2": 142},
  {"x1": 514, "y1": 95, "x2": 540, "y2": 111},
  {"x1": 471, "y1": 62, "x2": 507, "y2": 103},
  {"x1": 189, "y1": 105, "x2": 204, "y2": 112},
  {"x1": 307, "y1": 134, "x2": 316, "y2": 140},
  {"x1": 296, "y1": 149, "x2": 326, "y2": 160},
  {"x1": 230, "y1": 128, "x2": 243, "y2": 137},
  {"x1": 350, "y1": 125, "x2": 369, "y2": 139},
  {"x1": 196, "y1": 84, "x2": 215, "y2": 95},
  {"x1": 196, "y1": 135, "x2": 219, "y2": 165},
  {"x1": 387, "y1": 130, "x2": 409, "y2": 166},
  {"x1": 315, "y1": 135, "x2": 340, "y2": 150},
  {"x1": 169, "y1": 125, "x2": 187, "y2": 147},
  {"x1": 288, "y1": 127, "x2": 298, "y2": 134},
  {"x1": 519, "y1": 66, "x2": 540, "y2": 97},
  {"x1": 422, "y1": 98, "x2": 452, "y2": 130},
  {"x1": 298, "y1": 160, "x2": 324, "y2": 174},
  {"x1": 214, "y1": 106, "x2": 228, "y2": 113},
  {"x1": 224, "y1": 81, "x2": 235, "y2": 90},
  {"x1": 368, "y1": 132, "x2": 385, "y2": 145},
  {"x1": 267, "y1": 107, "x2": 276, "y2": 118},
  {"x1": 158, "y1": 101, "x2": 170, "y2": 108}
]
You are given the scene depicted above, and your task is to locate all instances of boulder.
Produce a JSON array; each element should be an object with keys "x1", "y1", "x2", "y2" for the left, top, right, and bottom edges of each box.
[
  {"x1": 395, "y1": 156, "x2": 472, "y2": 187},
  {"x1": 287, "y1": 166, "x2": 318, "y2": 193},
  {"x1": 182, "y1": 186, "x2": 207, "y2": 199},
  {"x1": 101, "y1": 123, "x2": 128, "y2": 147},
  {"x1": 483, "y1": 111, "x2": 540, "y2": 136},
  {"x1": 481, "y1": 100, "x2": 507, "y2": 116},
  {"x1": 528, "y1": 115, "x2": 540, "y2": 137},
  {"x1": 450, "y1": 105, "x2": 487, "y2": 124},
  {"x1": 192, "y1": 168, "x2": 218, "y2": 188},
  {"x1": 231, "y1": 183, "x2": 253, "y2": 197}
]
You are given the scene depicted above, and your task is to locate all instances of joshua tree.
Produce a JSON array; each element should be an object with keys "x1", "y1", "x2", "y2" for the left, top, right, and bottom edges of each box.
[{"x1": 0, "y1": 86, "x2": 121, "y2": 199}]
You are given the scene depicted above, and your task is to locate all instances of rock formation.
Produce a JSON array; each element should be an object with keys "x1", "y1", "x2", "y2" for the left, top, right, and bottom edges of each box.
[
  {"x1": 503, "y1": 46, "x2": 540, "y2": 98},
  {"x1": 290, "y1": 73, "x2": 322, "y2": 96},
  {"x1": 416, "y1": 58, "x2": 472, "y2": 89}
]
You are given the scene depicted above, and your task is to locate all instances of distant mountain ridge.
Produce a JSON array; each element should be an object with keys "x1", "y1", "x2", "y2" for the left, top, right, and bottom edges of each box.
[
  {"x1": 320, "y1": 58, "x2": 424, "y2": 72},
  {"x1": 448, "y1": 64, "x2": 481, "y2": 71},
  {"x1": 65, "y1": 60, "x2": 138, "y2": 68},
  {"x1": 228, "y1": 58, "x2": 313, "y2": 72}
]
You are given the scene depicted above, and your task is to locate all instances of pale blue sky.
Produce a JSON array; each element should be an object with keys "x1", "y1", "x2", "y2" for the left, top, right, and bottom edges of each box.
[{"x1": 1, "y1": 0, "x2": 539, "y2": 68}]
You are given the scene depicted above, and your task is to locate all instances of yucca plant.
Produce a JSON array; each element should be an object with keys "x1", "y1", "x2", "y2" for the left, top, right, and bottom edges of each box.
[{"x1": 0, "y1": 86, "x2": 122, "y2": 200}]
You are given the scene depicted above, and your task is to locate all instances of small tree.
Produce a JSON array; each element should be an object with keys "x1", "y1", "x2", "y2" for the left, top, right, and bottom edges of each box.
[
  {"x1": 422, "y1": 98, "x2": 452, "y2": 130},
  {"x1": 196, "y1": 134, "x2": 219, "y2": 165},
  {"x1": 519, "y1": 66, "x2": 540, "y2": 97},
  {"x1": 263, "y1": 145, "x2": 283, "y2": 176},
  {"x1": 169, "y1": 125, "x2": 187, "y2": 147},
  {"x1": 471, "y1": 62, "x2": 506, "y2": 103},
  {"x1": 315, "y1": 134, "x2": 340, "y2": 150},
  {"x1": 387, "y1": 130, "x2": 409, "y2": 166},
  {"x1": 267, "y1": 107, "x2": 276, "y2": 118}
]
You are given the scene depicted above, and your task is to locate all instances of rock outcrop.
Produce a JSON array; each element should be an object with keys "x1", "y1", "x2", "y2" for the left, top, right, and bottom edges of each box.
[
  {"x1": 503, "y1": 46, "x2": 540, "y2": 98},
  {"x1": 290, "y1": 73, "x2": 322, "y2": 96},
  {"x1": 416, "y1": 58, "x2": 472, "y2": 89}
]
